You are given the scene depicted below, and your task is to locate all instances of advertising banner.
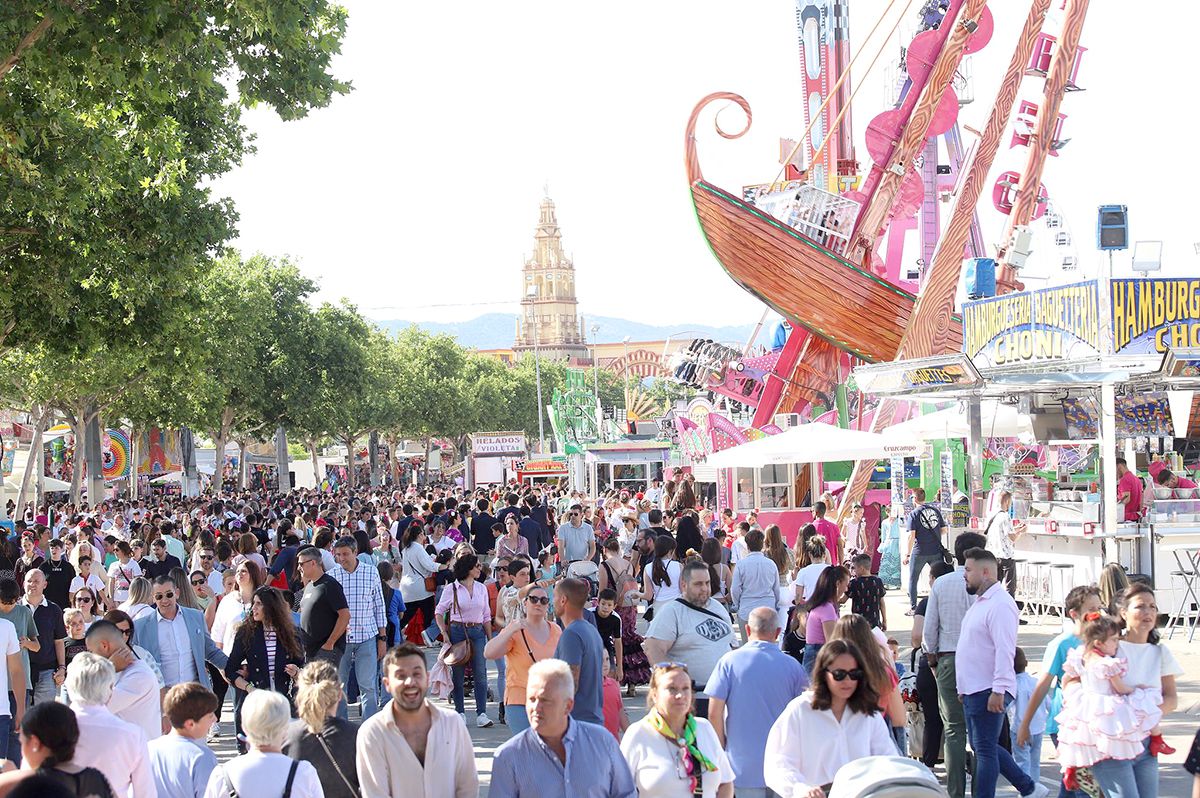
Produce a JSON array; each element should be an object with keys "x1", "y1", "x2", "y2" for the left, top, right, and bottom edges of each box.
[
  {"x1": 963, "y1": 281, "x2": 1101, "y2": 367},
  {"x1": 1111, "y1": 278, "x2": 1200, "y2": 355},
  {"x1": 471, "y1": 432, "x2": 527, "y2": 456}
]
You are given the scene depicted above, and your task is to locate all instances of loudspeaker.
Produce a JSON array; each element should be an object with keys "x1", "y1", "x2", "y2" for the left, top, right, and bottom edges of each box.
[{"x1": 1097, "y1": 205, "x2": 1128, "y2": 251}]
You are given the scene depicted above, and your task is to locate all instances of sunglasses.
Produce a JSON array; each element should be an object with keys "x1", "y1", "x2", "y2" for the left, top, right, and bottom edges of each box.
[
  {"x1": 199, "y1": 555, "x2": 214, "y2": 560},
  {"x1": 153, "y1": 592, "x2": 175, "y2": 601},
  {"x1": 74, "y1": 596, "x2": 93, "y2": 604},
  {"x1": 526, "y1": 595, "x2": 549, "y2": 605},
  {"x1": 191, "y1": 580, "x2": 205, "y2": 587},
  {"x1": 653, "y1": 661, "x2": 689, "y2": 672},
  {"x1": 827, "y1": 668, "x2": 864, "y2": 682}
]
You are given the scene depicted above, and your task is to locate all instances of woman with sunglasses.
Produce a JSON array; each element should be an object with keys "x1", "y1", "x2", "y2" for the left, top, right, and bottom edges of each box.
[
  {"x1": 483, "y1": 583, "x2": 561, "y2": 733},
  {"x1": 72, "y1": 587, "x2": 100, "y2": 629},
  {"x1": 620, "y1": 662, "x2": 734, "y2": 797},
  {"x1": 763, "y1": 639, "x2": 895, "y2": 797},
  {"x1": 828, "y1": 614, "x2": 908, "y2": 754},
  {"x1": 69, "y1": 555, "x2": 112, "y2": 612}
]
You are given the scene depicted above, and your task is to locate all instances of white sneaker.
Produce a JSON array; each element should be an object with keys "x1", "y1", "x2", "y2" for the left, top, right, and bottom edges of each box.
[
  {"x1": 1028, "y1": 783, "x2": 1050, "y2": 798},
  {"x1": 476, "y1": 712, "x2": 494, "y2": 728}
]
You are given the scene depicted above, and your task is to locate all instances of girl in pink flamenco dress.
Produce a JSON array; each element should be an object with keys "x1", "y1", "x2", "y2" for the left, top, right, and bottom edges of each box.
[{"x1": 1056, "y1": 614, "x2": 1174, "y2": 790}]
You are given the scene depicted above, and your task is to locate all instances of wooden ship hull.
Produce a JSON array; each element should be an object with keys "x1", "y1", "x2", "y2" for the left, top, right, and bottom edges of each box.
[{"x1": 686, "y1": 93, "x2": 962, "y2": 365}]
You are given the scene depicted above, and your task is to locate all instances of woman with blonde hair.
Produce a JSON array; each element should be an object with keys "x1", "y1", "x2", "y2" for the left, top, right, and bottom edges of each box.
[
  {"x1": 118, "y1": 576, "x2": 156, "y2": 621},
  {"x1": 284, "y1": 660, "x2": 359, "y2": 798},
  {"x1": 1098, "y1": 562, "x2": 1131, "y2": 616}
]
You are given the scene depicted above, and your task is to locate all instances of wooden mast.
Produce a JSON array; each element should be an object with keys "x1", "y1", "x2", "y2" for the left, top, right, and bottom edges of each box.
[
  {"x1": 835, "y1": 0, "x2": 1057, "y2": 521},
  {"x1": 995, "y1": 0, "x2": 1091, "y2": 292},
  {"x1": 849, "y1": 0, "x2": 991, "y2": 266}
]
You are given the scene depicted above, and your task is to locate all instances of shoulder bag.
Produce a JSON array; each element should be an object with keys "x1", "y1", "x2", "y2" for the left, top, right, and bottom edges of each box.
[
  {"x1": 440, "y1": 584, "x2": 473, "y2": 667},
  {"x1": 222, "y1": 759, "x2": 299, "y2": 798},
  {"x1": 314, "y1": 731, "x2": 360, "y2": 797}
]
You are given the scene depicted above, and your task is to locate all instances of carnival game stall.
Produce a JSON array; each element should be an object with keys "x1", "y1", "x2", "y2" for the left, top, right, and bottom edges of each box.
[
  {"x1": 585, "y1": 440, "x2": 669, "y2": 496},
  {"x1": 854, "y1": 277, "x2": 1200, "y2": 619}
]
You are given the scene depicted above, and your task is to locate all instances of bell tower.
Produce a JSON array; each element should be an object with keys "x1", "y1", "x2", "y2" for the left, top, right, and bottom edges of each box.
[{"x1": 514, "y1": 192, "x2": 589, "y2": 360}]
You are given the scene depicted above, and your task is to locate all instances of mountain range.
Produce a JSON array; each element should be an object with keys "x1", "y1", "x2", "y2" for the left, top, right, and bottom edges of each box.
[{"x1": 371, "y1": 313, "x2": 762, "y2": 350}]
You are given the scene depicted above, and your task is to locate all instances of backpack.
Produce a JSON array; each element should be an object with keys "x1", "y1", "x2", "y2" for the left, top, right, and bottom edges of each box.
[{"x1": 828, "y1": 756, "x2": 946, "y2": 798}]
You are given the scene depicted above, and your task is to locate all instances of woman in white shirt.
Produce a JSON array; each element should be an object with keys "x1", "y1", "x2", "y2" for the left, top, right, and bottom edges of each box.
[
  {"x1": 211, "y1": 560, "x2": 266, "y2": 652},
  {"x1": 1090, "y1": 582, "x2": 1182, "y2": 798},
  {"x1": 117, "y1": 576, "x2": 156, "y2": 621},
  {"x1": 620, "y1": 662, "x2": 734, "y2": 797},
  {"x1": 398, "y1": 523, "x2": 440, "y2": 640},
  {"x1": 205, "y1": 689, "x2": 322, "y2": 798},
  {"x1": 841, "y1": 503, "x2": 867, "y2": 559},
  {"x1": 643, "y1": 535, "x2": 682, "y2": 614},
  {"x1": 106, "y1": 541, "x2": 142, "y2": 605},
  {"x1": 69, "y1": 554, "x2": 112, "y2": 611},
  {"x1": 790, "y1": 536, "x2": 830, "y2": 608},
  {"x1": 764, "y1": 639, "x2": 896, "y2": 797}
]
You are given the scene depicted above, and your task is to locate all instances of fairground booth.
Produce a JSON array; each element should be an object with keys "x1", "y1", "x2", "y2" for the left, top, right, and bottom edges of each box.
[{"x1": 854, "y1": 276, "x2": 1200, "y2": 629}]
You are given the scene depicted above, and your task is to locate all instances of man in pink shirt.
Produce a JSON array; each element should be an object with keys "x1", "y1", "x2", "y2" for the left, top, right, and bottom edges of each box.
[
  {"x1": 1155, "y1": 467, "x2": 1198, "y2": 490},
  {"x1": 812, "y1": 501, "x2": 841, "y2": 565},
  {"x1": 956, "y1": 548, "x2": 1048, "y2": 798},
  {"x1": 1115, "y1": 458, "x2": 1143, "y2": 522}
]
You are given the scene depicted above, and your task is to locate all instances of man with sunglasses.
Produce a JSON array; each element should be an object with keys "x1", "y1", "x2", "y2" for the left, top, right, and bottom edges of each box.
[
  {"x1": 132, "y1": 575, "x2": 228, "y2": 690},
  {"x1": 195, "y1": 548, "x2": 224, "y2": 596},
  {"x1": 556, "y1": 505, "x2": 595, "y2": 568}
]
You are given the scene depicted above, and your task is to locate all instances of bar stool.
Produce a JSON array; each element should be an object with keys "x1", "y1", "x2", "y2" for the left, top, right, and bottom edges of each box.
[
  {"x1": 1166, "y1": 545, "x2": 1200, "y2": 642},
  {"x1": 1048, "y1": 564, "x2": 1075, "y2": 619},
  {"x1": 1023, "y1": 561, "x2": 1050, "y2": 621},
  {"x1": 1012, "y1": 558, "x2": 1033, "y2": 620}
]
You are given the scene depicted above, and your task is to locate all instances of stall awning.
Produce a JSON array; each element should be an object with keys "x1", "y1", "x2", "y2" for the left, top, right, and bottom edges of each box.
[
  {"x1": 887, "y1": 400, "x2": 1035, "y2": 442},
  {"x1": 584, "y1": 449, "x2": 668, "y2": 465},
  {"x1": 704, "y1": 423, "x2": 924, "y2": 469}
]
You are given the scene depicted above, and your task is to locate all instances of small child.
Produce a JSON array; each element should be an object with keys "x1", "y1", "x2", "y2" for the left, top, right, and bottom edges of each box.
[
  {"x1": 1009, "y1": 647, "x2": 1049, "y2": 785},
  {"x1": 148, "y1": 682, "x2": 219, "y2": 798},
  {"x1": 887, "y1": 638, "x2": 905, "y2": 678},
  {"x1": 594, "y1": 589, "x2": 624, "y2": 683},
  {"x1": 845, "y1": 553, "x2": 888, "y2": 630},
  {"x1": 600, "y1": 656, "x2": 629, "y2": 741},
  {"x1": 1056, "y1": 613, "x2": 1174, "y2": 790}
]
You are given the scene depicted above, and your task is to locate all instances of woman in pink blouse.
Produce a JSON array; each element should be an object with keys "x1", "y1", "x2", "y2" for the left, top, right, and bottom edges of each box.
[{"x1": 435, "y1": 552, "x2": 496, "y2": 727}]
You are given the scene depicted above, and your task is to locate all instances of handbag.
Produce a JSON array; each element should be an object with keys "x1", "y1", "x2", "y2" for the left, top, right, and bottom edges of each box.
[
  {"x1": 314, "y1": 732, "x2": 360, "y2": 797},
  {"x1": 440, "y1": 584, "x2": 473, "y2": 667},
  {"x1": 423, "y1": 574, "x2": 437, "y2": 592}
]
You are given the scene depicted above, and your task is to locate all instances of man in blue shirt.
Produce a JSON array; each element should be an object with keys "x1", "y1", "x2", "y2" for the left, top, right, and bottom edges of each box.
[
  {"x1": 490, "y1": 658, "x2": 635, "y2": 798},
  {"x1": 707, "y1": 606, "x2": 808, "y2": 796},
  {"x1": 553, "y1": 578, "x2": 604, "y2": 725}
]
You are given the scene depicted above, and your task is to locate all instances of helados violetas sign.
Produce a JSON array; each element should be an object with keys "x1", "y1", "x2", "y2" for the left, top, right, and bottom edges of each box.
[
  {"x1": 963, "y1": 281, "x2": 1101, "y2": 367},
  {"x1": 1111, "y1": 278, "x2": 1200, "y2": 354}
]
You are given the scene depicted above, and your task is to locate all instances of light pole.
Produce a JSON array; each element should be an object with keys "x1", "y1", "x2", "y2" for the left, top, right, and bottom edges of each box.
[
  {"x1": 590, "y1": 323, "x2": 600, "y2": 398},
  {"x1": 622, "y1": 336, "x2": 631, "y2": 410}
]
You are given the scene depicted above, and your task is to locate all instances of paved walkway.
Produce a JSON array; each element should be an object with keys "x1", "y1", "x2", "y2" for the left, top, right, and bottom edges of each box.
[{"x1": 208, "y1": 588, "x2": 1200, "y2": 796}]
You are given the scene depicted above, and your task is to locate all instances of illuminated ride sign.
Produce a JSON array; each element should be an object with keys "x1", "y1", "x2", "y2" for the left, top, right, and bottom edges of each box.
[
  {"x1": 962, "y1": 281, "x2": 1101, "y2": 367},
  {"x1": 853, "y1": 353, "x2": 982, "y2": 398}
]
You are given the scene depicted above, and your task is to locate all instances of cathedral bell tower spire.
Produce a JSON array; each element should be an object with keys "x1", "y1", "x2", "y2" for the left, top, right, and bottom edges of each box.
[{"x1": 514, "y1": 193, "x2": 588, "y2": 360}]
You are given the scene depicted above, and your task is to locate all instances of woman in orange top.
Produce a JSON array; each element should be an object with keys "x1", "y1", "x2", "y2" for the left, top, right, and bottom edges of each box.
[{"x1": 482, "y1": 583, "x2": 561, "y2": 734}]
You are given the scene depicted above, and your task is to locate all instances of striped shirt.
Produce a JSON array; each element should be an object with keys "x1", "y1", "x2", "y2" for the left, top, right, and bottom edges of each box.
[{"x1": 330, "y1": 562, "x2": 386, "y2": 645}]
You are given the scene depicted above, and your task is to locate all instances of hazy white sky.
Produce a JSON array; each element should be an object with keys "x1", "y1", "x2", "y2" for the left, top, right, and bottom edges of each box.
[{"x1": 213, "y1": 1, "x2": 1198, "y2": 327}]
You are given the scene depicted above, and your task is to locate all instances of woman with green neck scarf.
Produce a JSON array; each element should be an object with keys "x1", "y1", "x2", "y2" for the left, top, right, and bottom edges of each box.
[{"x1": 620, "y1": 662, "x2": 733, "y2": 797}]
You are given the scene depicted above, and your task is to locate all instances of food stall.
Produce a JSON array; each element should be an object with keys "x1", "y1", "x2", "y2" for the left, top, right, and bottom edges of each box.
[{"x1": 854, "y1": 277, "x2": 1200, "y2": 616}]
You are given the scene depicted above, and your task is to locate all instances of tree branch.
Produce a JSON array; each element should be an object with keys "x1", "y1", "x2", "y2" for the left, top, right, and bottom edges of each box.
[{"x1": 0, "y1": 15, "x2": 54, "y2": 83}]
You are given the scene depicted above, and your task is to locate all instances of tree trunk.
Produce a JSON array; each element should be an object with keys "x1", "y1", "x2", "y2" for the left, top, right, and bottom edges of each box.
[
  {"x1": 67, "y1": 407, "x2": 85, "y2": 505},
  {"x1": 308, "y1": 438, "x2": 320, "y2": 490},
  {"x1": 422, "y1": 436, "x2": 431, "y2": 487},
  {"x1": 238, "y1": 439, "x2": 248, "y2": 489},
  {"x1": 385, "y1": 434, "x2": 401, "y2": 487},
  {"x1": 14, "y1": 404, "x2": 49, "y2": 520},
  {"x1": 343, "y1": 433, "x2": 357, "y2": 490},
  {"x1": 212, "y1": 406, "x2": 234, "y2": 493},
  {"x1": 129, "y1": 422, "x2": 139, "y2": 500}
]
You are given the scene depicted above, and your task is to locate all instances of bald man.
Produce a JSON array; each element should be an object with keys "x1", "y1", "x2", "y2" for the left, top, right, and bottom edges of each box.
[
  {"x1": 706, "y1": 606, "x2": 807, "y2": 797},
  {"x1": 86, "y1": 619, "x2": 161, "y2": 740},
  {"x1": 490, "y1": 658, "x2": 635, "y2": 798}
]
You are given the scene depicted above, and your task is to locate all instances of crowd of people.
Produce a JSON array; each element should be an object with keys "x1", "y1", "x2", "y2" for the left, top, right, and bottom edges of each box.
[{"x1": 0, "y1": 473, "x2": 1193, "y2": 797}]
